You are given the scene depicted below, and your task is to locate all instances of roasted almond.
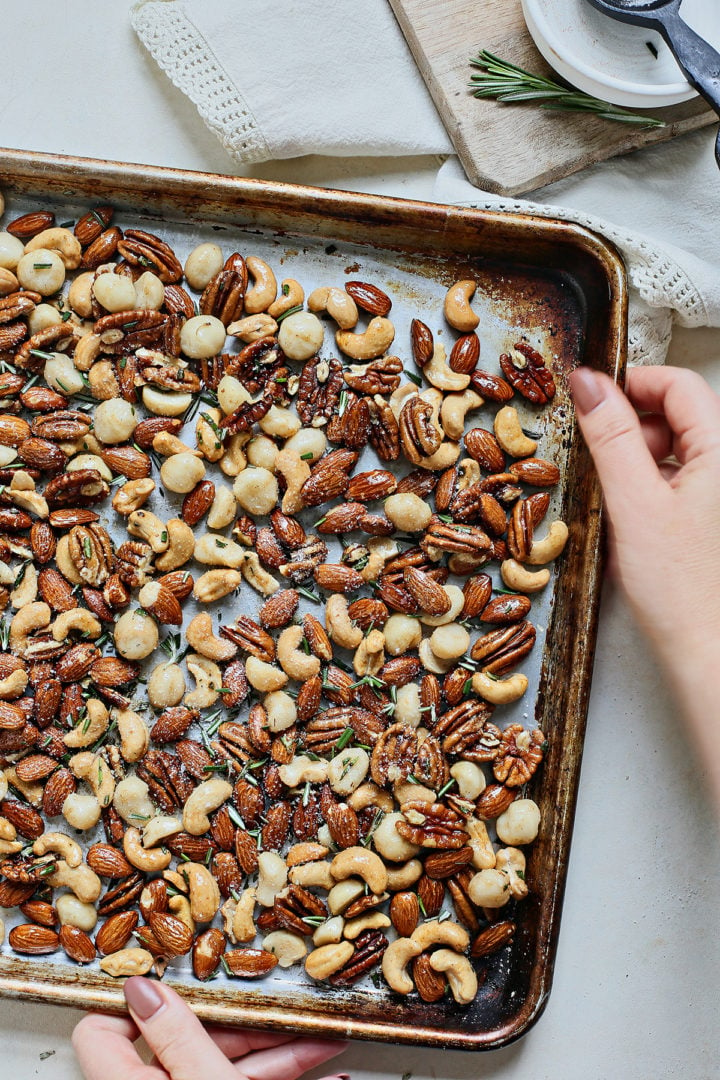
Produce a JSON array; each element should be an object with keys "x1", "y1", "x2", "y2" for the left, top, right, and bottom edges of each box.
[
  {"x1": 479, "y1": 594, "x2": 532, "y2": 624},
  {"x1": 507, "y1": 458, "x2": 561, "y2": 486},
  {"x1": 389, "y1": 891, "x2": 420, "y2": 937},
  {"x1": 100, "y1": 444, "x2": 152, "y2": 479},
  {"x1": 410, "y1": 318, "x2": 434, "y2": 367},
  {"x1": 470, "y1": 368, "x2": 514, "y2": 403},
  {"x1": 59, "y1": 924, "x2": 97, "y2": 964},
  {"x1": 89, "y1": 656, "x2": 139, "y2": 687},
  {"x1": 258, "y1": 589, "x2": 300, "y2": 630},
  {"x1": 475, "y1": 783, "x2": 516, "y2": 820},
  {"x1": 30, "y1": 521, "x2": 56, "y2": 564},
  {"x1": 345, "y1": 280, "x2": 392, "y2": 316},
  {"x1": 346, "y1": 597, "x2": 389, "y2": 630},
  {"x1": 86, "y1": 843, "x2": 134, "y2": 879},
  {"x1": 15, "y1": 754, "x2": 58, "y2": 783},
  {"x1": 449, "y1": 332, "x2": 480, "y2": 374},
  {"x1": 313, "y1": 563, "x2": 364, "y2": 594},
  {"x1": 133, "y1": 416, "x2": 183, "y2": 450},
  {"x1": 149, "y1": 911, "x2": 194, "y2": 957},
  {"x1": 6, "y1": 211, "x2": 56, "y2": 239},
  {"x1": 42, "y1": 767, "x2": 76, "y2": 817},
  {"x1": 346, "y1": 469, "x2": 397, "y2": 502},
  {"x1": 471, "y1": 920, "x2": 516, "y2": 957},
  {"x1": 74, "y1": 205, "x2": 114, "y2": 246},
  {"x1": 38, "y1": 567, "x2": 78, "y2": 612},
  {"x1": 223, "y1": 948, "x2": 279, "y2": 978},
  {"x1": 464, "y1": 427, "x2": 506, "y2": 473},
  {"x1": 18, "y1": 436, "x2": 67, "y2": 472},
  {"x1": 150, "y1": 706, "x2": 197, "y2": 743},
  {"x1": 157, "y1": 569, "x2": 195, "y2": 601},
  {"x1": 404, "y1": 566, "x2": 451, "y2": 616},
  {"x1": 424, "y1": 846, "x2": 474, "y2": 880},
  {"x1": 80, "y1": 226, "x2": 122, "y2": 270},
  {"x1": 8, "y1": 924, "x2": 59, "y2": 955},
  {"x1": 48, "y1": 508, "x2": 101, "y2": 529},
  {"x1": 182, "y1": 479, "x2": 216, "y2": 527},
  {"x1": 461, "y1": 573, "x2": 493, "y2": 617},
  {"x1": 1, "y1": 799, "x2": 45, "y2": 839},
  {"x1": 0, "y1": 415, "x2": 32, "y2": 447},
  {"x1": 19, "y1": 900, "x2": 58, "y2": 928},
  {"x1": 413, "y1": 952, "x2": 447, "y2": 1002},
  {"x1": 193, "y1": 927, "x2": 226, "y2": 980}
]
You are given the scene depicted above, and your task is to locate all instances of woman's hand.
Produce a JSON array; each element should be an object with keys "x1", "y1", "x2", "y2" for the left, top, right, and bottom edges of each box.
[
  {"x1": 570, "y1": 364, "x2": 720, "y2": 804},
  {"x1": 73, "y1": 977, "x2": 348, "y2": 1080}
]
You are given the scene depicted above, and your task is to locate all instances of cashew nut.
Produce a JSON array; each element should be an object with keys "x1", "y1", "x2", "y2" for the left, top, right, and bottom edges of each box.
[
  {"x1": 46, "y1": 860, "x2": 101, "y2": 904},
  {"x1": 327, "y1": 748, "x2": 369, "y2": 796},
  {"x1": 424, "y1": 342, "x2": 470, "y2": 392},
  {"x1": 33, "y1": 832, "x2": 83, "y2": 868},
  {"x1": 288, "y1": 861, "x2": 335, "y2": 891},
  {"x1": 360, "y1": 536, "x2": 398, "y2": 583},
  {"x1": 308, "y1": 286, "x2": 358, "y2": 329},
  {"x1": 263, "y1": 929, "x2": 308, "y2": 968},
  {"x1": 527, "y1": 521, "x2": 569, "y2": 565},
  {"x1": 55, "y1": 894, "x2": 98, "y2": 933},
  {"x1": 429, "y1": 949, "x2": 478, "y2": 1005},
  {"x1": 9, "y1": 602, "x2": 51, "y2": 657},
  {"x1": 347, "y1": 782, "x2": 394, "y2": 814},
  {"x1": 245, "y1": 654, "x2": 287, "y2": 692},
  {"x1": 256, "y1": 851, "x2": 288, "y2": 907},
  {"x1": 244, "y1": 256, "x2": 277, "y2": 313},
  {"x1": 239, "y1": 550, "x2": 280, "y2": 595},
  {"x1": 312, "y1": 916, "x2": 345, "y2": 947},
  {"x1": 352, "y1": 629, "x2": 385, "y2": 678},
  {"x1": 26, "y1": 227, "x2": 82, "y2": 269},
  {"x1": 305, "y1": 941, "x2": 354, "y2": 981},
  {"x1": 193, "y1": 569, "x2": 242, "y2": 603},
  {"x1": 64, "y1": 698, "x2": 109, "y2": 749},
  {"x1": 185, "y1": 611, "x2": 237, "y2": 662},
  {"x1": 183, "y1": 861, "x2": 221, "y2": 923},
  {"x1": 51, "y1": 608, "x2": 101, "y2": 643},
  {"x1": 123, "y1": 826, "x2": 172, "y2": 872},
  {"x1": 194, "y1": 533, "x2": 248, "y2": 569},
  {"x1": 381, "y1": 937, "x2": 422, "y2": 994},
  {"x1": 113, "y1": 776, "x2": 155, "y2": 826},
  {"x1": 495, "y1": 846, "x2": 528, "y2": 900},
  {"x1": 440, "y1": 389, "x2": 483, "y2": 441},
  {"x1": 227, "y1": 313, "x2": 279, "y2": 342},
  {"x1": 0, "y1": 668, "x2": 28, "y2": 699},
  {"x1": 343, "y1": 911, "x2": 391, "y2": 941},
  {"x1": 494, "y1": 405, "x2": 537, "y2": 458},
  {"x1": 274, "y1": 446, "x2": 310, "y2": 515},
  {"x1": 267, "y1": 278, "x2": 305, "y2": 319},
  {"x1": 385, "y1": 859, "x2": 424, "y2": 891},
  {"x1": 100, "y1": 948, "x2": 154, "y2": 978},
  {"x1": 330, "y1": 847, "x2": 388, "y2": 895},
  {"x1": 278, "y1": 755, "x2": 329, "y2": 788},
  {"x1": 411, "y1": 919, "x2": 469, "y2": 953},
  {"x1": 226, "y1": 887, "x2": 257, "y2": 943},
  {"x1": 182, "y1": 778, "x2": 233, "y2": 836},
  {"x1": 185, "y1": 655, "x2": 223, "y2": 710},
  {"x1": 499, "y1": 559, "x2": 549, "y2": 594},
  {"x1": 335, "y1": 317, "x2": 395, "y2": 360},
  {"x1": 127, "y1": 509, "x2": 169, "y2": 554},
  {"x1": 465, "y1": 815, "x2": 496, "y2": 870},
  {"x1": 10, "y1": 562, "x2": 37, "y2": 609},
  {"x1": 154, "y1": 518, "x2": 195, "y2": 572},
  {"x1": 69, "y1": 751, "x2": 115, "y2": 807},
  {"x1": 115, "y1": 709, "x2": 150, "y2": 763},
  {"x1": 444, "y1": 280, "x2": 479, "y2": 332},
  {"x1": 277, "y1": 625, "x2": 321, "y2": 681},
  {"x1": 142, "y1": 815, "x2": 183, "y2": 849},
  {"x1": 414, "y1": 439, "x2": 461, "y2": 472}
]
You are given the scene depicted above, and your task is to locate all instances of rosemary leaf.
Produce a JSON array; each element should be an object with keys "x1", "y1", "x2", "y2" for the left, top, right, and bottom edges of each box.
[{"x1": 469, "y1": 50, "x2": 664, "y2": 128}]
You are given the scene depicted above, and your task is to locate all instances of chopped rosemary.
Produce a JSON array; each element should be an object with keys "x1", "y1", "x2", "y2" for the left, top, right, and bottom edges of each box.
[{"x1": 334, "y1": 726, "x2": 354, "y2": 751}]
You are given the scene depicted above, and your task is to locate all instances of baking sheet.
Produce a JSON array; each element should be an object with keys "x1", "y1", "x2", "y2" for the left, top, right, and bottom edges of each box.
[{"x1": 0, "y1": 149, "x2": 626, "y2": 1049}]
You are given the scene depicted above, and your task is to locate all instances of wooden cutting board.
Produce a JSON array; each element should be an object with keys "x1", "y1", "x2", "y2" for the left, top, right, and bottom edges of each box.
[{"x1": 389, "y1": 0, "x2": 716, "y2": 195}]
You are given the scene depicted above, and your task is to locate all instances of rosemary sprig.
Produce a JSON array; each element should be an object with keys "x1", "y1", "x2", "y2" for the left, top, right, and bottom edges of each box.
[{"x1": 469, "y1": 51, "x2": 665, "y2": 128}]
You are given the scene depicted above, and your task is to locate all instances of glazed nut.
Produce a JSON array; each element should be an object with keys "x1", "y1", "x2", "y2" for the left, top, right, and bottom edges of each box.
[
  {"x1": 500, "y1": 559, "x2": 550, "y2": 592},
  {"x1": 382, "y1": 614, "x2": 423, "y2": 657},
  {"x1": 526, "y1": 521, "x2": 569, "y2": 564},
  {"x1": 277, "y1": 310, "x2": 324, "y2": 361},
  {"x1": 450, "y1": 761, "x2": 486, "y2": 801},
  {"x1": 184, "y1": 862, "x2": 221, "y2": 922},
  {"x1": 307, "y1": 285, "x2": 358, "y2": 329},
  {"x1": 331, "y1": 847, "x2": 388, "y2": 895},
  {"x1": 160, "y1": 452, "x2": 206, "y2": 494},
  {"x1": 336, "y1": 316, "x2": 395, "y2": 360},
  {"x1": 155, "y1": 518, "x2": 195, "y2": 572},
  {"x1": 495, "y1": 846, "x2": 528, "y2": 899},
  {"x1": 245, "y1": 654, "x2": 287, "y2": 692},
  {"x1": 494, "y1": 405, "x2": 537, "y2": 458},
  {"x1": 444, "y1": 280, "x2": 479, "y2": 332},
  {"x1": 92, "y1": 399, "x2": 137, "y2": 444},
  {"x1": 142, "y1": 387, "x2": 193, "y2": 417},
  {"x1": 472, "y1": 670, "x2": 528, "y2": 705},
  {"x1": 92, "y1": 273, "x2": 136, "y2": 313},
  {"x1": 25, "y1": 227, "x2": 82, "y2": 269},
  {"x1": 495, "y1": 798, "x2": 541, "y2": 845},
  {"x1": 278, "y1": 755, "x2": 329, "y2": 787},
  {"x1": 182, "y1": 778, "x2": 233, "y2": 836},
  {"x1": 114, "y1": 708, "x2": 150, "y2": 763},
  {"x1": 55, "y1": 894, "x2": 98, "y2": 933}
]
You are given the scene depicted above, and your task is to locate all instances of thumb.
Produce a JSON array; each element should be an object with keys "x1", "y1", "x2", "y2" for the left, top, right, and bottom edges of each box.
[
  {"x1": 569, "y1": 367, "x2": 665, "y2": 529},
  {"x1": 124, "y1": 977, "x2": 235, "y2": 1080}
]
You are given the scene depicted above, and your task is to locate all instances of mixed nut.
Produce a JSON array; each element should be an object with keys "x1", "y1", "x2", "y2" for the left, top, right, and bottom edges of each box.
[{"x1": 0, "y1": 195, "x2": 568, "y2": 1007}]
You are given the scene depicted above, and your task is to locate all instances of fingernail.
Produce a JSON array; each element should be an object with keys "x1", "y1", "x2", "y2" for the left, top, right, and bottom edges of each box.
[
  {"x1": 124, "y1": 976, "x2": 165, "y2": 1021},
  {"x1": 569, "y1": 368, "x2": 608, "y2": 415}
]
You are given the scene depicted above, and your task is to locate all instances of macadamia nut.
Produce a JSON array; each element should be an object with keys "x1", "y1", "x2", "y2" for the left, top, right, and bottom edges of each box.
[
  {"x1": 277, "y1": 310, "x2": 324, "y2": 361},
  {"x1": 180, "y1": 315, "x2": 226, "y2": 359}
]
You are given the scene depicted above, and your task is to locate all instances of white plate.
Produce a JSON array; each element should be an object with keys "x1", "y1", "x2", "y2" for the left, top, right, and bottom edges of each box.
[{"x1": 521, "y1": 0, "x2": 720, "y2": 109}]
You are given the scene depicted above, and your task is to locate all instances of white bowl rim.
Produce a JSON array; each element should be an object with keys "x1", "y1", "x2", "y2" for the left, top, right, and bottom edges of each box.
[{"x1": 521, "y1": 0, "x2": 694, "y2": 100}]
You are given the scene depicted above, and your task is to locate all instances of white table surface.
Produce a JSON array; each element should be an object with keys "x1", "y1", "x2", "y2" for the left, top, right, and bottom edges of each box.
[{"x1": 2, "y1": 5, "x2": 719, "y2": 1078}]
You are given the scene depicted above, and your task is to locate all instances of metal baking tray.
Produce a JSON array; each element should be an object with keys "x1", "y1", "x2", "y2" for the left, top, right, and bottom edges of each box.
[{"x1": 0, "y1": 148, "x2": 626, "y2": 1049}]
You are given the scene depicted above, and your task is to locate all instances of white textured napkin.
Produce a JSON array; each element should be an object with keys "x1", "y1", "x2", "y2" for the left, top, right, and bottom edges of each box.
[
  {"x1": 131, "y1": 0, "x2": 453, "y2": 162},
  {"x1": 131, "y1": 0, "x2": 720, "y2": 365}
]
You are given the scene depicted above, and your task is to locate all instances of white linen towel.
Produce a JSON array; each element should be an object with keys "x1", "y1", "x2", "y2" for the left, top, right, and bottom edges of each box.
[{"x1": 132, "y1": 0, "x2": 720, "y2": 366}]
